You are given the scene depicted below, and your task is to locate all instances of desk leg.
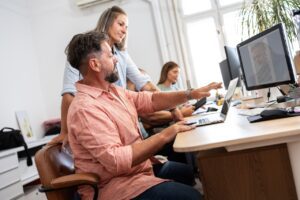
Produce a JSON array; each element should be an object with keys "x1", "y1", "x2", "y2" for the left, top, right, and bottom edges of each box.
[{"x1": 288, "y1": 141, "x2": 300, "y2": 198}]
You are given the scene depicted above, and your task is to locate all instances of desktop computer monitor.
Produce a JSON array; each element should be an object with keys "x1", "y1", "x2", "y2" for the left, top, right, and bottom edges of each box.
[
  {"x1": 219, "y1": 46, "x2": 241, "y2": 89},
  {"x1": 219, "y1": 59, "x2": 231, "y2": 89},
  {"x1": 237, "y1": 23, "x2": 296, "y2": 91},
  {"x1": 224, "y1": 46, "x2": 241, "y2": 83}
]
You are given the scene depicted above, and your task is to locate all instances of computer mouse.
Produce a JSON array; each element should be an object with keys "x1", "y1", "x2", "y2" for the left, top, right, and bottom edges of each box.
[
  {"x1": 260, "y1": 109, "x2": 287, "y2": 118},
  {"x1": 207, "y1": 107, "x2": 218, "y2": 112},
  {"x1": 232, "y1": 100, "x2": 242, "y2": 106}
]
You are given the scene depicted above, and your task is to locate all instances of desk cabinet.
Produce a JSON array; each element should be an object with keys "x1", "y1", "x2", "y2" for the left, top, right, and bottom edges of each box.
[
  {"x1": 0, "y1": 150, "x2": 24, "y2": 199},
  {"x1": 198, "y1": 144, "x2": 297, "y2": 200},
  {"x1": 0, "y1": 135, "x2": 57, "y2": 199}
]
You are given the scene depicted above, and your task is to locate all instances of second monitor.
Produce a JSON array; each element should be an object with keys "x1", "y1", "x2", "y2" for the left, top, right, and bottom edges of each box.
[{"x1": 219, "y1": 46, "x2": 241, "y2": 89}]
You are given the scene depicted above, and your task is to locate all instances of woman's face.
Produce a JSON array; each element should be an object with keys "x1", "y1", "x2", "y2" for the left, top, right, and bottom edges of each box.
[
  {"x1": 107, "y1": 14, "x2": 128, "y2": 44},
  {"x1": 167, "y1": 67, "x2": 179, "y2": 84}
]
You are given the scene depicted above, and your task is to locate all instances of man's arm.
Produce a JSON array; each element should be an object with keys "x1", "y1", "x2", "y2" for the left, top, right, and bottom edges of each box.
[
  {"x1": 130, "y1": 83, "x2": 221, "y2": 166},
  {"x1": 152, "y1": 82, "x2": 222, "y2": 111},
  {"x1": 131, "y1": 121, "x2": 195, "y2": 166},
  {"x1": 139, "y1": 110, "x2": 173, "y2": 126}
]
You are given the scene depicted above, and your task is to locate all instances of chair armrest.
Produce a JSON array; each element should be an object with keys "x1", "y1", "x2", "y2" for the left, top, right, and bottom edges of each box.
[{"x1": 50, "y1": 173, "x2": 99, "y2": 189}]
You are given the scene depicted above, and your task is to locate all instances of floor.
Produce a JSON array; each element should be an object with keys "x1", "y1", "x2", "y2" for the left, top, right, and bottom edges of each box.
[
  {"x1": 194, "y1": 178, "x2": 204, "y2": 194},
  {"x1": 17, "y1": 185, "x2": 46, "y2": 200}
]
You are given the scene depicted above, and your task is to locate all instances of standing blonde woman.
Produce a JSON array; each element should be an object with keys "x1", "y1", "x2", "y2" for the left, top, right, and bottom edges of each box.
[{"x1": 51, "y1": 6, "x2": 158, "y2": 144}]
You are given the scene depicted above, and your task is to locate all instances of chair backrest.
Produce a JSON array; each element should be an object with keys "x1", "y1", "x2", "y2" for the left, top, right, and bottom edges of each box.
[{"x1": 35, "y1": 143, "x2": 76, "y2": 200}]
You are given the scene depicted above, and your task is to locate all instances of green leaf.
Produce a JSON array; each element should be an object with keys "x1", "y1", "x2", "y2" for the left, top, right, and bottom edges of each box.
[{"x1": 239, "y1": 0, "x2": 300, "y2": 46}]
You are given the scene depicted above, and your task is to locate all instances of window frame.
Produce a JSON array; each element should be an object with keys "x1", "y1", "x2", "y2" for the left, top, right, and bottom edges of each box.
[{"x1": 175, "y1": 0, "x2": 244, "y2": 87}]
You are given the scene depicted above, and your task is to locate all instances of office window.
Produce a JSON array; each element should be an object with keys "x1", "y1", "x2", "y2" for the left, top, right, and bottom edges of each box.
[
  {"x1": 222, "y1": 10, "x2": 243, "y2": 46},
  {"x1": 177, "y1": 0, "x2": 245, "y2": 87},
  {"x1": 180, "y1": 0, "x2": 212, "y2": 15},
  {"x1": 186, "y1": 18, "x2": 222, "y2": 86},
  {"x1": 219, "y1": 0, "x2": 243, "y2": 6}
]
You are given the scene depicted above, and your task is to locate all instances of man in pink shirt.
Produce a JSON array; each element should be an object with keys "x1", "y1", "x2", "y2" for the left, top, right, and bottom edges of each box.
[{"x1": 66, "y1": 31, "x2": 221, "y2": 200}]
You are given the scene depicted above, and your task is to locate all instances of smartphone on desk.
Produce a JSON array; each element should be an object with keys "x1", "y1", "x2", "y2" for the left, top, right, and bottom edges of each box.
[{"x1": 193, "y1": 97, "x2": 207, "y2": 110}]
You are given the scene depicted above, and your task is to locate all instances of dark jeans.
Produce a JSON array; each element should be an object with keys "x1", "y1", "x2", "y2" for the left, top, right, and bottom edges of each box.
[
  {"x1": 132, "y1": 161, "x2": 201, "y2": 200},
  {"x1": 157, "y1": 141, "x2": 199, "y2": 175},
  {"x1": 132, "y1": 182, "x2": 201, "y2": 200},
  {"x1": 157, "y1": 140, "x2": 188, "y2": 163},
  {"x1": 153, "y1": 161, "x2": 195, "y2": 186}
]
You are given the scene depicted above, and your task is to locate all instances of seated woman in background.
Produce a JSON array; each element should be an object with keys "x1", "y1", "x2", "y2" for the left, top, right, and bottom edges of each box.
[{"x1": 157, "y1": 61, "x2": 195, "y2": 117}]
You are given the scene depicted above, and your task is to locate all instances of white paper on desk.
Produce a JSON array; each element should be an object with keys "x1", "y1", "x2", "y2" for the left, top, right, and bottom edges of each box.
[{"x1": 192, "y1": 107, "x2": 207, "y2": 115}]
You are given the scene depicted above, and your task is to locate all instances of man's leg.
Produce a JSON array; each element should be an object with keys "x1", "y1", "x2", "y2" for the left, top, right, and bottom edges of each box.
[
  {"x1": 153, "y1": 161, "x2": 195, "y2": 186},
  {"x1": 132, "y1": 181, "x2": 201, "y2": 200}
]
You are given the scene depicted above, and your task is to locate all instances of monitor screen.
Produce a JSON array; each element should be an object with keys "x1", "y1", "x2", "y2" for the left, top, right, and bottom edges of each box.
[
  {"x1": 237, "y1": 23, "x2": 296, "y2": 90},
  {"x1": 219, "y1": 59, "x2": 231, "y2": 89},
  {"x1": 224, "y1": 46, "x2": 241, "y2": 81}
]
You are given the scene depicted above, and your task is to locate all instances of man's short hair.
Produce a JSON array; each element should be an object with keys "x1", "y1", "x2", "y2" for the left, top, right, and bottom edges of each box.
[{"x1": 65, "y1": 31, "x2": 108, "y2": 72}]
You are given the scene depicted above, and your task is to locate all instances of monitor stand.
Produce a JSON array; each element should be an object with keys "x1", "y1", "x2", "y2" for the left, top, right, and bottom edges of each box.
[
  {"x1": 288, "y1": 87, "x2": 300, "y2": 99},
  {"x1": 271, "y1": 98, "x2": 300, "y2": 109},
  {"x1": 240, "y1": 88, "x2": 283, "y2": 109}
]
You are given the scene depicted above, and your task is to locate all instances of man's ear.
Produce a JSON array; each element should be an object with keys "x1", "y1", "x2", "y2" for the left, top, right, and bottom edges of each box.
[{"x1": 89, "y1": 58, "x2": 101, "y2": 72}]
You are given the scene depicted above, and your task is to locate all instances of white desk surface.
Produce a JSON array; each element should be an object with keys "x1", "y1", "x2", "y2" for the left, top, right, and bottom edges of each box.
[{"x1": 174, "y1": 108, "x2": 300, "y2": 152}]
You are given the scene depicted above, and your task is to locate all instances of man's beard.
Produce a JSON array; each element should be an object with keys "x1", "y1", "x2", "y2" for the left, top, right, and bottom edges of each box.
[{"x1": 105, "y1": 65, "x2": 119, "y2": 83}]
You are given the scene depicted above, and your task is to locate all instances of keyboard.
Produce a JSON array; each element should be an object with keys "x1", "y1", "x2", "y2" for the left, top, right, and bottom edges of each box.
[
  {"x1": 198, "y1": 118, "x2": 210, "y2": 125},
  {"x1": 237, "y1": 108, "x2": 265, "y2": 116}
]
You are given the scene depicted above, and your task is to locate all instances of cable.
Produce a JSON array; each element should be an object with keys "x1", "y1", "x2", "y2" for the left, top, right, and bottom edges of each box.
[
  {"x1": 267, "y1": 88, "x2": 271, "y2": 102},
  {"x1": 276, "y1": 86, "x2": 286, "y2": 96}
]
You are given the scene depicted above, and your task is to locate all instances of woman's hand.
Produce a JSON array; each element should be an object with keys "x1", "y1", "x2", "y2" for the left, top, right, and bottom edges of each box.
[
  {"x1": 171, "y1": 107, "x2": 184, "y2": 122},
  {"x1": 48, "y1": 132, "x2": 69, "y2": 147},
  {"x1": 180, "y1": 105, "x2": 195, "y2": 117}
]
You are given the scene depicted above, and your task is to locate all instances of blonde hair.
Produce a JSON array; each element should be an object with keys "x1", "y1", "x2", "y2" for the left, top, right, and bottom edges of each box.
[{"x1": 94, "y1": 6, "x2": 127, "y2": 51}]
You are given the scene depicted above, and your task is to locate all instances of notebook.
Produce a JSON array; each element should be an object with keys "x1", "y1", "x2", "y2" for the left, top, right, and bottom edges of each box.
[{"x1": 186, "y1": 77, "x2": 239, "y2": 127}]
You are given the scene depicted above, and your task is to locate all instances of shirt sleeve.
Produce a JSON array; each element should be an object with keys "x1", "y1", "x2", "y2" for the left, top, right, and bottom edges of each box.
[
  {"x1": 123, "y1": 51, "x2": 151, "y2": 91},
  {"x1": 61, "y1": 62, "x2": 82, "y2": 96},
  {"x1": 70, "y1": 107, "x2": 132, "y2": 175},
  {"x1": 125, "y1": 90, "x2": 155, "y2": 114}
]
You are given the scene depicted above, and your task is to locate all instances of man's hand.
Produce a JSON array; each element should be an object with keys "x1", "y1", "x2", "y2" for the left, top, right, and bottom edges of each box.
[
  {"x1": 161, "y1": 121, "x2": 196, "y2": 143},
  {"x1": 204, "y1": 82, "x2": 223, "y2": 92},
  {"x1": 191, "y1": 82, "x2": 222, "y2": 99}
]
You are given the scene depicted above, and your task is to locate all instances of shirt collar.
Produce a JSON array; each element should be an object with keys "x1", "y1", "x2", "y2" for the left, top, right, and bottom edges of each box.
[{"x1": 76, "y1": 81, "x2": 117, "y2": 99}]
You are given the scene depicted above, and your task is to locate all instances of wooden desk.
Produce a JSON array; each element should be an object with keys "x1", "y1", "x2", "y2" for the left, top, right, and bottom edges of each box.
[{"x1": 174, "y1": 108, "x2": 300, "y2": 199}]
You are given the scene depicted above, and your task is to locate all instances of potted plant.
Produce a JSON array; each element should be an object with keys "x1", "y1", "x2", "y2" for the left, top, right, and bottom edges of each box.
[{"x1": 239, "y1": 0, "x2": 300, "y2": 46}]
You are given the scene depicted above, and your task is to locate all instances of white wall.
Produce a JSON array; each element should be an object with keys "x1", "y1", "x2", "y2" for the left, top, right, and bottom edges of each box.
[
  {"x1": 0, "y1": 0, "x2": 46, "y2": 138},
  {"x1": 0, "y1": 0, "x2": 179, "y2": 139}
]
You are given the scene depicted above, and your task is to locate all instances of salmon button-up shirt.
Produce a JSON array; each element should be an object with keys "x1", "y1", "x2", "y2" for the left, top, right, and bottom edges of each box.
[{"x1": 68, "y1": 82, "x2": 166, "y2": 200}]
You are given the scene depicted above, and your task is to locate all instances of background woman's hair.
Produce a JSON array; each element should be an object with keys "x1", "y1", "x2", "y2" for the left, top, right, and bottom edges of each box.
[
  {"x1": 157, "y1": 61, "x2": 179, "y2": 85},
  {"x1": 94, "y1": 6, "x2": 127, "y2": 51}
]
